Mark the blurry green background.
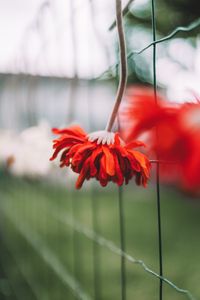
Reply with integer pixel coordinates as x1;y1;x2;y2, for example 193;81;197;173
0;173;200;299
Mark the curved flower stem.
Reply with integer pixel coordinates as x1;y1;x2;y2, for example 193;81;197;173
106;0;127;132
109;0;135;31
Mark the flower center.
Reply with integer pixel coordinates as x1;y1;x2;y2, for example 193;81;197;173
87;130;116;145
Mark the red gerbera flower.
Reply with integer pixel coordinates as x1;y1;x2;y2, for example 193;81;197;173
50;125;151;189
121;86;178;143
121;86;200;193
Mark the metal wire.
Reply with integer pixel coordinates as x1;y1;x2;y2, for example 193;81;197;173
51;206;196;300
87;79;102;300
151;0;163;299
1;240;41;300
69;2;80;297
46;200;196;300
91;189;102;300
2;4;200;300
118;186;126;300
128;17;200;57
72;197;82;298
117;114;126;300
98;17;200;80
0;191;196;300
2;205;92;300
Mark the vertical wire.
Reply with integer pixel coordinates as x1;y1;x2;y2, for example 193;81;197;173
88;0;105;294
151;0;163;299
72;197;81;297
108;3;127;298
118;186;126;300
69;0;81;297
112;2;128;294
87;81;102;300
118;114;126;300
91;188;102;300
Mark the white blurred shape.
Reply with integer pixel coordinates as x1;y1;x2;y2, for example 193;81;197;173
168;38;195;69
0;121;54;177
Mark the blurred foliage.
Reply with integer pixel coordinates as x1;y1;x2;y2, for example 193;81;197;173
108;0;200;85
127;0;200;34
0;172;200;299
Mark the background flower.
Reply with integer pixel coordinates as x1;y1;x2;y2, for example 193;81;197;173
121;86;200;193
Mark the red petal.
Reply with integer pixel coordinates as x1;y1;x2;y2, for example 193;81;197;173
126;140;146;149
98;155;109;183
52;125;86;138
113;153;124;186
75;157;91;189
102;146;115;176
72;143;96;166
90;147;102;176
132;150;150;176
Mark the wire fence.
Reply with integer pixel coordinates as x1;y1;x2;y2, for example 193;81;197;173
0;181;197;300
0;1;200;300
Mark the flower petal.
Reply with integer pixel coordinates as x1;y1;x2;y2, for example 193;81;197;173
102;146;115;176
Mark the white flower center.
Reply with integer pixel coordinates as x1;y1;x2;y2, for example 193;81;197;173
87;130;115;145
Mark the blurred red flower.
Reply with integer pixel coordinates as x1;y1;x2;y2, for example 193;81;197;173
121;86;200;192
177;103;200;190
50;125;151;189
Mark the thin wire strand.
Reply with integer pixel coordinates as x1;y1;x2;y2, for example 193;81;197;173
87;79;102;300
2;239;42;300
69;2;81;298
2;205;92;300
91;189;102;300
117;114;126;300
128;17;200;57
106;0;127;132
44;202;196;300
118;186;126;300
151;1;163;299
98;17;200;80
72;197;82;296
0;191;196;300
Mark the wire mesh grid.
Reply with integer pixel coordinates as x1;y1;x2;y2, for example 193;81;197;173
0;1;200;300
